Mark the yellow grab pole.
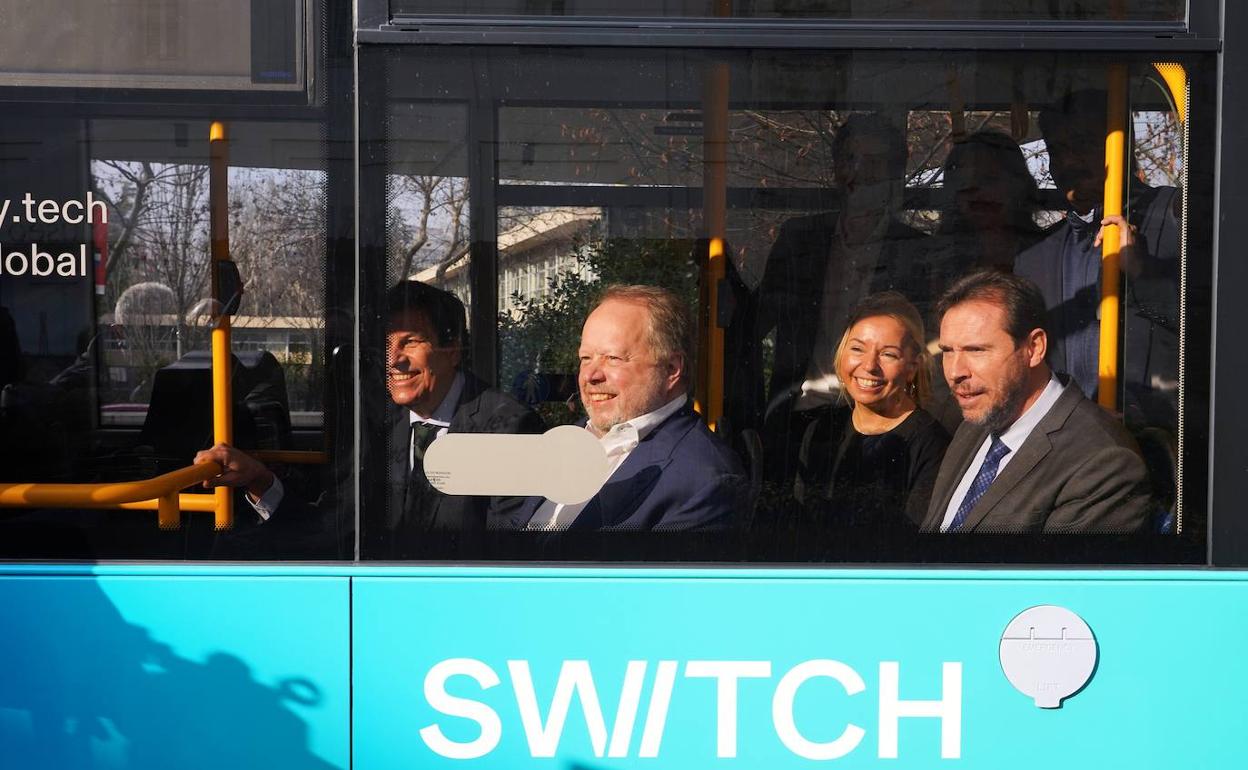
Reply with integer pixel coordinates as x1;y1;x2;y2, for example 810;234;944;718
1152;62;1188;125
210;121;234;529
1098;65;1128;410
699;62;729;431
0;463;222;508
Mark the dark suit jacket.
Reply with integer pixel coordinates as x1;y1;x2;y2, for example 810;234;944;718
921;378;1153;533
251;373;542;558
502;405;747;531
370;374;545;557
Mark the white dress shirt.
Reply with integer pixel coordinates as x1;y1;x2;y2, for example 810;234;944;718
525;393;688;530
248;372;465;519
939;375;1065;531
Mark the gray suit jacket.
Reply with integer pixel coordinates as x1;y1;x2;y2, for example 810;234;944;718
921;380;1153;533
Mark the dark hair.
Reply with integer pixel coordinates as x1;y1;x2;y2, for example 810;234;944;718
936;269;1049;343
1037;88;1108;140
385;280;468;349
940;130;1042;235
832;112;909;180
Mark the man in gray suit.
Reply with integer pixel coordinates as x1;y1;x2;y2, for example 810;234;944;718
922;270;1153;533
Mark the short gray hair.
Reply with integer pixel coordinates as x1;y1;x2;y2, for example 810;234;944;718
591;284;692;389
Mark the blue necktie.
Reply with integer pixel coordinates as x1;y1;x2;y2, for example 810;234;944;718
947;436;1011;532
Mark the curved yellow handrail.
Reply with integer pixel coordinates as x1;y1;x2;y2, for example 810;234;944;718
1153;62;1188;125
0;462;220;507
0;462;223;529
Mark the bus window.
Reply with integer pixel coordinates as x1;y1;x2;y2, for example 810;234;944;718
0;116;349;560
361;45;1210;563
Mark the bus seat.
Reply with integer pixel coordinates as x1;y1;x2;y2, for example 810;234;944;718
1132;426;1177;534
138;350;293;466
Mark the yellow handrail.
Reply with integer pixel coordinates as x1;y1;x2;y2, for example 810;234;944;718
1153;63;1188;125
210;120;234;530
1098;65;1129;411
699;61;729;432
0;462;223;530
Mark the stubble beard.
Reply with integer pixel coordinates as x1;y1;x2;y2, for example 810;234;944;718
972;369;1029;436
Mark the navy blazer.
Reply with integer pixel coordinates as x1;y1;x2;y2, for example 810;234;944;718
502;405;747;531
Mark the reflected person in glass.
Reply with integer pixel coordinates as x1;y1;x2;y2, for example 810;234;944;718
794;292;949;531
932;130;1047;285
1014;88;1181;433
734;112;935;487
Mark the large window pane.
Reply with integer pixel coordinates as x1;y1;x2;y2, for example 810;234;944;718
0;116;347;560
362;45;1210;563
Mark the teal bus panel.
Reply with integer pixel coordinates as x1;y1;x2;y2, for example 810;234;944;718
353;569;1248;769
0;571;350;770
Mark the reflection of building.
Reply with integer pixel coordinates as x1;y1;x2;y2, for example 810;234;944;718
415;207;601;316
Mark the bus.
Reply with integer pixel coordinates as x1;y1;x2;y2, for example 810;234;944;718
1;1;1245;768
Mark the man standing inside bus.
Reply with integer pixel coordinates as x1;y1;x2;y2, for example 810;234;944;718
503;284;746;530
1015;88;1180;433
196;280;544;556
923;270;1152;533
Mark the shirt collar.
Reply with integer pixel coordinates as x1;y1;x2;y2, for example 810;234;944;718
1066;207;1099;236
408;371;464;428
593;393;687;457
997;375;1064;452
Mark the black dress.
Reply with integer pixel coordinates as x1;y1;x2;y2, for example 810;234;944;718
795;405;950;530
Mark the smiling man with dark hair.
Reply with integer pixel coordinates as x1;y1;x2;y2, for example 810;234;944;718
196;280;543;557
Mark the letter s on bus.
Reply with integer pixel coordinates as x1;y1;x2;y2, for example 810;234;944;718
420;658;503;759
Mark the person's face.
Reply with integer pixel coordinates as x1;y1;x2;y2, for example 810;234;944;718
385;308;461;416
948;146;1013;231
838;134;900;213
836;314;918;417
578;298;681;437
1044;119;1106;214
939;300;1045;433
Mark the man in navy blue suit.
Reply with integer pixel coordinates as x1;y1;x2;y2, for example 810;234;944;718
502;284;747;531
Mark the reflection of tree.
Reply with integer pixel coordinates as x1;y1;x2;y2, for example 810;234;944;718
498;233;698;425
387;175;469;281
93;163;212;397
229;169;329;411
93;162;331;411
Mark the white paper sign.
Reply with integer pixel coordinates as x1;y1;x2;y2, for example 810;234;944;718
422;425;610;505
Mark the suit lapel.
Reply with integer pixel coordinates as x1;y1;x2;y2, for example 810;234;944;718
958;431;1051;532
960;384;1081;531
922;424;985;530
569;410;690;530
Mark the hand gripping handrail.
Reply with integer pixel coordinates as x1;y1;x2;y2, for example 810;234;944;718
0;461;223;530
